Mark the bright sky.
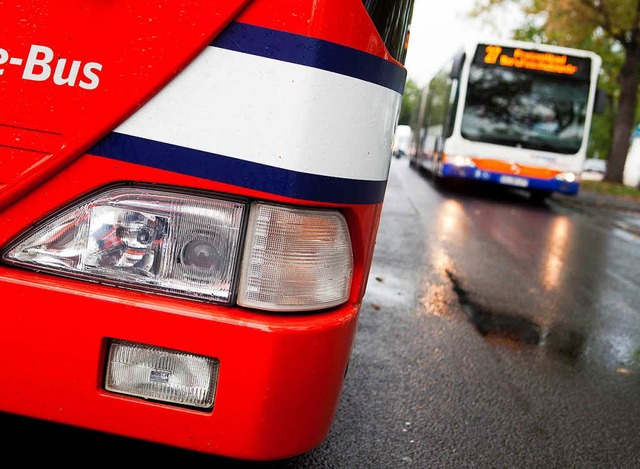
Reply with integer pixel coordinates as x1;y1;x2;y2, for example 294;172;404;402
404;1;524;87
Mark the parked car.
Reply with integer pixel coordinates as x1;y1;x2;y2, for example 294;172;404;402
582;158;607;181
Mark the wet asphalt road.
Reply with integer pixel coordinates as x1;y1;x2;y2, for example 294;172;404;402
4;157;640;467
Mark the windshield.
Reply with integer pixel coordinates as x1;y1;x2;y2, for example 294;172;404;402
461;65;590;154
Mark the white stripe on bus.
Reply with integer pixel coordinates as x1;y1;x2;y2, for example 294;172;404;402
114;45;402;182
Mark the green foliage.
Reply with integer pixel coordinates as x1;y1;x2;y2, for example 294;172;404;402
512;23;548;44
582;179;640;200
424;68;451;129
399;78;421;125
589;105;617;159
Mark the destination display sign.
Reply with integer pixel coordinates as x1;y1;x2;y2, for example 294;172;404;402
473;44;591;80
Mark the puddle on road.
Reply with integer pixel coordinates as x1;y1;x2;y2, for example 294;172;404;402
446;269;585;363
543;325;586;364
419;283;455;318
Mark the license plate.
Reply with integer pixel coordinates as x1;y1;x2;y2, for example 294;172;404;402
499;175;529;188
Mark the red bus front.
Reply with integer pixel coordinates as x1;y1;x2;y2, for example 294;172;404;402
0;0;411;460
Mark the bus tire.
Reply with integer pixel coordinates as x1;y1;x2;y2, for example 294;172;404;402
433;174;448;190
530;190;551;205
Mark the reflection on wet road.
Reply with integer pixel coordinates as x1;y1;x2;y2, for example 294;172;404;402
322;157;640;467
421;161;640;376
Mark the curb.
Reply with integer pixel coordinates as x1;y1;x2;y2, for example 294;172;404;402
551;191;640;214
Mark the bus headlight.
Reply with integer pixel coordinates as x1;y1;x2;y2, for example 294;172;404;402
3;186;246;304
448;155;476;168
4;188;354;312
555;172;577;183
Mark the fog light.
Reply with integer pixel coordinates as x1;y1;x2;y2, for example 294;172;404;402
105;340;219;409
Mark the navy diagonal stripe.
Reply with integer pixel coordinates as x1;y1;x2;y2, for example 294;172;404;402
89;133;387;205
212;22;406;94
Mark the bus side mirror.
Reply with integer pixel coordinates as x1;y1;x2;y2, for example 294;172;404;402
594;88;608;114
449;52;466;80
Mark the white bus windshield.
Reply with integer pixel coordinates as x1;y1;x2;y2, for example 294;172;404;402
461;65;590;154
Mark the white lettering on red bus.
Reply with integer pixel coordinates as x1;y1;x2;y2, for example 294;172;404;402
0;44;102;89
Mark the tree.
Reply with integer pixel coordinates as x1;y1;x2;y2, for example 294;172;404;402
473;0;640;183
399;78;421;125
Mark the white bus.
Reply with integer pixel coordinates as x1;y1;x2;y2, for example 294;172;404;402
409;40;604;201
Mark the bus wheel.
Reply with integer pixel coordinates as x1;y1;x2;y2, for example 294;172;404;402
530;190;551;205
433;174;450;190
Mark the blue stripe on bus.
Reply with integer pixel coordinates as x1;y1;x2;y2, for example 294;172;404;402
212;22;406;94
441;163;580;195
89;133;388;205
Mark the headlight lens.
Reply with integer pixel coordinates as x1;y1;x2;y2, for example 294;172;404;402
555;172;577;183
4;188;355;312
3;187;246;303
448;155;476;168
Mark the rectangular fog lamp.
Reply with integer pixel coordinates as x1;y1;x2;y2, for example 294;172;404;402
105;340;219;409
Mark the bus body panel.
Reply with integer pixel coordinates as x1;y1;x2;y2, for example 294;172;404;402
438;136;581;194
0;265;359;460
0;0;409;459
0;0;252;210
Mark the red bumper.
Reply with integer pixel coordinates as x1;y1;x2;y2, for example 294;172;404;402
0;265;358;460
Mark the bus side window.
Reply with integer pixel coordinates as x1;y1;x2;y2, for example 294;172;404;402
423;96;433;155
424;95;432;132
445;78;460;138
449;51;466;80
444;52;464;138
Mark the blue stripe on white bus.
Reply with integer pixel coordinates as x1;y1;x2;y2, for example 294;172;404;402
213;22;406;94
89;132;388;204
441;163;580;195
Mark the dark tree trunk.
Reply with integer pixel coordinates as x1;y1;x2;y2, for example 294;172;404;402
605;40;640;183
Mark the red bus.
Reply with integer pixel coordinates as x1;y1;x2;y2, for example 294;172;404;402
0;0;413;460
